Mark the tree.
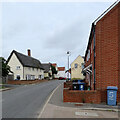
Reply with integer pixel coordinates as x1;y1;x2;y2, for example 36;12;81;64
50;64;58;79
0;57;11;77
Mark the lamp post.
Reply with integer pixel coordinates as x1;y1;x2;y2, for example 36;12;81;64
67;51;70;81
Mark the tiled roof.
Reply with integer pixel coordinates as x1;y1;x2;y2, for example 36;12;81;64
58;67;65;71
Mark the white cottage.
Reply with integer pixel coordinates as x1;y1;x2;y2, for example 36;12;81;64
57;67;66;78
7;50;44;80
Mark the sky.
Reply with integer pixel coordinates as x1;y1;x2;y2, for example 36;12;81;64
2;1;113;69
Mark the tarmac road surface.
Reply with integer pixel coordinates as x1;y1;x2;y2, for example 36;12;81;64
2;80;64;118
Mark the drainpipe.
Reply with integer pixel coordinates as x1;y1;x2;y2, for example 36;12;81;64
93;24;96;90
23;66;24;80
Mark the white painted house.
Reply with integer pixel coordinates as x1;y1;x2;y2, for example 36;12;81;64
57;67;66;78
42;63;52;80
7;50;44;80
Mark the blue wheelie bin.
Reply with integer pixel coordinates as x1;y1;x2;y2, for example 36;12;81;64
78;80;85;90
107;86;118;106
79;83;85;90
73;82;79;90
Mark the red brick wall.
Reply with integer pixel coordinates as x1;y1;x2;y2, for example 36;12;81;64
118;3;120;102
95;3;119;91
64;82;72;89
7;79;48;85
63;89;101;104
84;3;120;103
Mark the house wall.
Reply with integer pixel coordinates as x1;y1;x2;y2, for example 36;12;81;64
65;72;71;79
83;3;120;102
85;3;120;91
57;71;66;78
95;3;119;91
118;3;120;99
44;73;49;78
8;53;24;80
24;67;44;80
71;56;85;80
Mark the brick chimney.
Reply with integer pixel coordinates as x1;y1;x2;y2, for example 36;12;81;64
27;49;31;57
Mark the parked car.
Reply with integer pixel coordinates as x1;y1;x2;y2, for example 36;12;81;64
58;77;66;80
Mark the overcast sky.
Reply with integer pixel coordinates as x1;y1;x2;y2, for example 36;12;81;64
2;2;113;69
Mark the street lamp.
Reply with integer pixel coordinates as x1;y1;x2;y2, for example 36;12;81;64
67;51;70;81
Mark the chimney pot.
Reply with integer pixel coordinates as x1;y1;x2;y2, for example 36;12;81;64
28;49;31;56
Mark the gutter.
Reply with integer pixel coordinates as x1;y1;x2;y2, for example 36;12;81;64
94;0;119;25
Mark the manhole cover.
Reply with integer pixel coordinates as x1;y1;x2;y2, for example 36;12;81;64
75;112;98;116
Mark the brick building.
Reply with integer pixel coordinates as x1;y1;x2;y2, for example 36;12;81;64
83;1;120;102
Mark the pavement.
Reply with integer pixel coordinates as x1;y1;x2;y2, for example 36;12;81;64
0;84;21;92
39;83;119;118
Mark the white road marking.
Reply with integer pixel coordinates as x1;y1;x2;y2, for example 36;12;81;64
38;83;62;118
75;112;98;116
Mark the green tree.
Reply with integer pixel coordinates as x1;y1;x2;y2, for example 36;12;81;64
0;57;11;77
51;64;58;79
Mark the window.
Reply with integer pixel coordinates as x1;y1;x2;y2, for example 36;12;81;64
74;63;78;68
31;75;35;80
87;50;90;61
16;66;20;70
81;63;84;69
26;75;31;80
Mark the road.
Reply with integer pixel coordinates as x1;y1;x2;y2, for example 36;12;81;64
2;80;64;118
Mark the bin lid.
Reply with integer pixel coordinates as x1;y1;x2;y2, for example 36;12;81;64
107;86;118;90
78;82;85;85
78;80;84;82
73;82;78;84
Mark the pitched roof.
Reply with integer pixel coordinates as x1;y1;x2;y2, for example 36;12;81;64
7;50;44;69
71;55;84;65
42;63;51;73
84;1;120;61
58;67;65;71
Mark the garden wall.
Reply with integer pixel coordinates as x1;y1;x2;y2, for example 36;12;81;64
63;88;101;104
